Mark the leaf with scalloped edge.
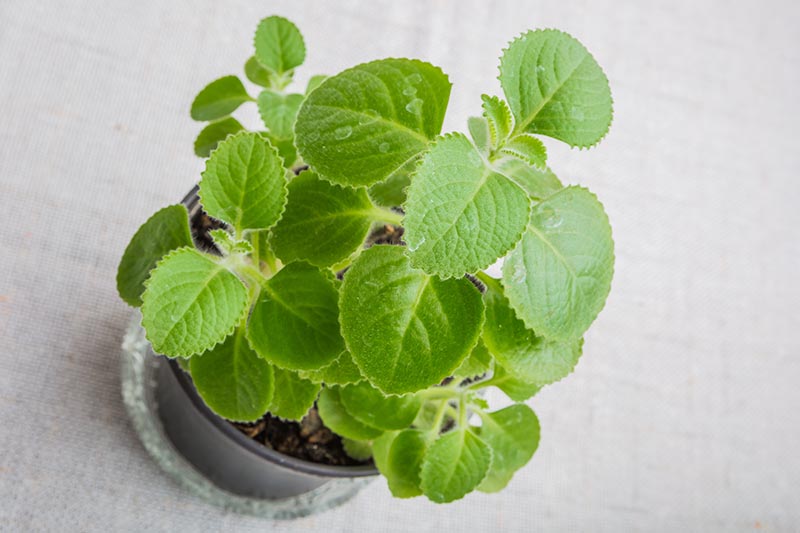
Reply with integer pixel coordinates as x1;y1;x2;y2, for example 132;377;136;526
495;157;562;201
270;171;375;267
377;429;431;498
491;365;542;401
419;428;492;503
499;29;613;148
245;56;271;87
476;404;540;493
189;326;274;422
257;90;304;140
140;247;248;357
191;76;253;122
454;340;493;379
498;134;547;168
317;386;383;440
482;274;583;384
340;245;484;394
306;75;328;95
467;116;491;156
339;381;422;431
268;367;320;421
117;205;194;307
247;261;343;371
299;350;364;386
502;186;614;340
194;117;245;158
295;58;451;187
403;133;530;277
481;95;513;147
199;131;287;234
260;132;297;169
254;16;305;75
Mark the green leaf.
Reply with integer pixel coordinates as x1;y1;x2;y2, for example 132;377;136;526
481;95;513;147
247;261;344;370
260;132;298;169
245;56;272;87
208;229;252;256
257;90;304;140
339;381;421;431
454;340;493;379
476;404;540;492
199;131;287;233
495;157;562;201
499;29;613;148
300;350;364;386
482;275;583;384
254;16;305;76
491;365;542;401
117;205;194;307
194;117;245;158
403;133;530;277
190;76;253;122
467;116;491;156
498;134;547;169
372;431;396;473
189;327;274;422
381;429;430;498
295;58;451;187
270;171;375;267
317;387;383;440
502;186;614;340
342;438;373;460
268;367;320;421
305;74;328;94
140;248;248;357
419;429;492;503
339;245;484;394
367;171;411;208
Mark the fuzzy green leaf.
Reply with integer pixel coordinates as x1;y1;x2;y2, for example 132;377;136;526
194;117;245;158
340;245;484;394
199;131;287;233
403;133;530;277
268;367;320;421
190;76;252;122
295;58;451;187
306;75;328;94
481;95;513;147
502;186;614;340
300;350;364;386
476;404;540;492
141;248;248;357
339;381;422;431
381;429;430;498
372;431;396;473
368;171;412;208
270;171;375;267
467;116;491;156
189;327;274;422
260;132;298;169
247;261;344;371
498;134;547;168
257;90;304;140
454;340;493;379
482;275;583;384
245;56;272;87
342;438;373;461
499;29;613;147
116;205;194;307
491;365;542;401
317;387;383;440
419;429;492;503
496;157;562;201
253;16;306;75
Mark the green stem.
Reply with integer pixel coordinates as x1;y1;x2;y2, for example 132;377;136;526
370;207;404;227
430;400;449;433
458;395;467;428
417;387;461;401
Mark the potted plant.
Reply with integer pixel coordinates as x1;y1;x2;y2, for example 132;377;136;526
117;14;614;514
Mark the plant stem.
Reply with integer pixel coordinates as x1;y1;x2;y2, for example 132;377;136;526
458;394;467;428
430;400;449;432
371;207;404;227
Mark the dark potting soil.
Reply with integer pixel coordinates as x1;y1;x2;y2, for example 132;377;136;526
187;205;402;467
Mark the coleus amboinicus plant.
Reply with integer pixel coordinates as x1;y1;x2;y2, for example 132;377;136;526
116;15;614;503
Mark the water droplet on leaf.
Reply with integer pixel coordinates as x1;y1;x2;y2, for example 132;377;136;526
539;206;562;229
569;106;585;122
334;126;353;140
359;109;379;125
378;142;390;153
407;236;425;252
405;98;423;115
402;86;417;97
407;73;423;84
511;263;526;283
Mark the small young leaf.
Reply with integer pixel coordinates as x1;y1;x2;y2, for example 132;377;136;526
482;275;583;384
268;367;320;421
253;16;306;75
403;133;530;277
300;350;364;386
317;386;383;440
199;131;287;233
189;327;274;422
190;76;253;122
419;429;492;503
245;56;272;87
382;429;431;498
295;58;451;187
476;404;540;493
498;134;547;169
340;245;484;394
454;340;493;379
116;205;194;307
141;248;248;357
260;132;298;169
502;186;614;340
339;381;422;431
467;116;491;156
492;365;542;402
342;438;373;461
257;90;304;140
495;157;562;201
305;74;328;94
481;95;513;147
208;229;252;256
367;171;412;208
499;29;613;147
270;171;375;267
247;261;344;371
372;431;397;473
194;117;245;158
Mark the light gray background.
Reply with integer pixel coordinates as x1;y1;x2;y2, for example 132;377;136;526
1;0;798;531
